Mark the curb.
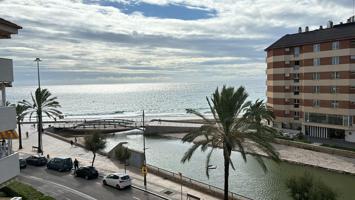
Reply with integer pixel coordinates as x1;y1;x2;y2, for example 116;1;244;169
131;185;172;200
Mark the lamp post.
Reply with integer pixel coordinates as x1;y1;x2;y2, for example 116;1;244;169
34;58;43;154
142;110;147;188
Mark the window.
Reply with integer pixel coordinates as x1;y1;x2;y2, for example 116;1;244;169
330;86;337;93
351;55;355;60
313;99;320;107
294;47;300;57
331;72;340;79
294;99;300;108
293;86;300;95
331;100;339;108
332;41;340;50
351;86;355;90
351;40;355;47
312;72;320;80
293;73;299;79
284;110;290;115
313;86;320;93
294;60;300;66
332;56;340;65
313;44;320;52
285;48;290;52
294;111;300;120
285;60;290;64
313;58;320;66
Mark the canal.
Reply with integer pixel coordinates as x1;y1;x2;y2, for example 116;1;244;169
105;130;355;200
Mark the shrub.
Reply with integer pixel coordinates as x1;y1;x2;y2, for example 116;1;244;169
286;172;337;200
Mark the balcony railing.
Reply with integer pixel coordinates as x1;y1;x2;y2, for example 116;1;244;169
0;106;16;132
0;58;14;83
0;153;19;185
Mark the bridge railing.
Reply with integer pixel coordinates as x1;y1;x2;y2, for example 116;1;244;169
146;164;252;200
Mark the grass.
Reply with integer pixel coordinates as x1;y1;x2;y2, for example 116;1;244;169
1;181;55;200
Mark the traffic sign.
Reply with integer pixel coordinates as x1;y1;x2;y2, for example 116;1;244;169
141;165;148;175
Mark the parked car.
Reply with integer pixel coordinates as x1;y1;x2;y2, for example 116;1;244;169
75;166;98;180
103;173;132;189
26;155;47;166
19;158;27;169
47;157;73;172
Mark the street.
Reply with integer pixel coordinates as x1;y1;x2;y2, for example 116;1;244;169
19;165;164;200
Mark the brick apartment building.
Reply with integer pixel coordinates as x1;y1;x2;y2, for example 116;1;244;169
266;16;355;142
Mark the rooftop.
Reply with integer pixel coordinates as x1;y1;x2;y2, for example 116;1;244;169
0;18;22;39
266;17;355;50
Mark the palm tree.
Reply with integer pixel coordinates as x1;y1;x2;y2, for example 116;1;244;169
15;103;30;149
181;86;280;200
20;88;62;153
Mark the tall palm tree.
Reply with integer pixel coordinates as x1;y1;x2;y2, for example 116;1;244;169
21;88;62;153
181;86;280;200
15;103;30;149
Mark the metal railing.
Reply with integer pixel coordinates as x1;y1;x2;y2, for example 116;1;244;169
146;164;252;200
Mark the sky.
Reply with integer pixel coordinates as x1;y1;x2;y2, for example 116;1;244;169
0;0;353;85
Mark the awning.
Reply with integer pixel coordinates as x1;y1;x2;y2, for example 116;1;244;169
0;130;18;139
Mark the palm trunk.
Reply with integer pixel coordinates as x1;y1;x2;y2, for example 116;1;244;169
92;152;96;167
223;147;230;200
37;111;43;154
18;122;23;149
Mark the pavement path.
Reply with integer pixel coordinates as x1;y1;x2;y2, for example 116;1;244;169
13;125;219;200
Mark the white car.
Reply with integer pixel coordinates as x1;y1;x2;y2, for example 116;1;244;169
103;173;132;189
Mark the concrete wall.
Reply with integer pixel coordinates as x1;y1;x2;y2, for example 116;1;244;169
108;144;144;168
145;125;199;135
0;58;14;82
275;138;355;159
345;131;355;143
0;106;16;132
0;153;19;185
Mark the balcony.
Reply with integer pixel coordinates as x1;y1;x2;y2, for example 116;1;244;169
0;58;14;83
0;106;16;132
0;153;19;185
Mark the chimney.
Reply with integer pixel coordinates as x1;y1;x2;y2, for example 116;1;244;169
319;25;323;29
327;20;333;28
305;26;309;32
298;27;302;33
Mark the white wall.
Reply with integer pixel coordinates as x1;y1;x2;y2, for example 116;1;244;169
345;131;355;143
0;58;13;83
0;106;16;132
0;153;19;185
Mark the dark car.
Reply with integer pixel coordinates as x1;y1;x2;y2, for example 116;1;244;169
26;155;47;166
19;158;27;169
75;166;98;180
47;157;73;172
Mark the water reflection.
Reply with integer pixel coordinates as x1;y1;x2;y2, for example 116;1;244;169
105;130;355;200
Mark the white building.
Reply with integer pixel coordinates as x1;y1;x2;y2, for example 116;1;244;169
0;18;22;187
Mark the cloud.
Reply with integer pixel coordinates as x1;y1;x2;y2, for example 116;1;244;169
0;0;352;85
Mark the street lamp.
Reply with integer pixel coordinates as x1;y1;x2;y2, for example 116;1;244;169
34;58;43;154
142;110;147;188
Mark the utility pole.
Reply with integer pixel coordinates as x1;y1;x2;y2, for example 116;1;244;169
142;110;147;188
34;58;43;154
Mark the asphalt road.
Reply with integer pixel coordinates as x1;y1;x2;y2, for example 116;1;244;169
19;165;163;200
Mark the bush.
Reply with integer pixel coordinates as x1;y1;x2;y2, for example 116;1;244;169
286;172;337;200
1;181;55;200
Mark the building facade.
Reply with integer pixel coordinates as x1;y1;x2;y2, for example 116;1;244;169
0;18;22;186
266;17;355;142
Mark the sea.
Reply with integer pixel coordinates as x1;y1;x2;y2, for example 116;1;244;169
6;79;266;120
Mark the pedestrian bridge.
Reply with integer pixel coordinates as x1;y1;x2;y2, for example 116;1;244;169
21;118;142;130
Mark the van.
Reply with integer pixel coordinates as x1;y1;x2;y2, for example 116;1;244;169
47;157;73;172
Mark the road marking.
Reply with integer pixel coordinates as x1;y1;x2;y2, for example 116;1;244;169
20;175;98;200
133;197;140;200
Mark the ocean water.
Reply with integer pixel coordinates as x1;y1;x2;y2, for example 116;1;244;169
7;79;265;120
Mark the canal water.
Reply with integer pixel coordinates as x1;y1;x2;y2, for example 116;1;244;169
104;130;355;200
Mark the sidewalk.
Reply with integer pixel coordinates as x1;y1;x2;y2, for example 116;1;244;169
12;125;219;200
